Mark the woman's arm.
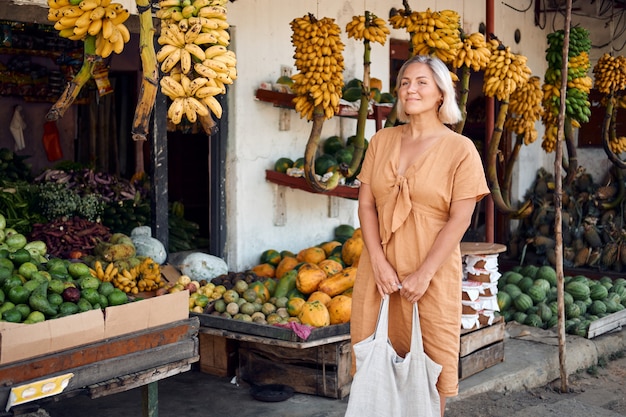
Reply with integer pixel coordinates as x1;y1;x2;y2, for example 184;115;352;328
358;183;402;297
400;197;477;303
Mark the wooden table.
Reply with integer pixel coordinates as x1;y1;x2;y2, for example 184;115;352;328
0;317;200;416
461;242;507;256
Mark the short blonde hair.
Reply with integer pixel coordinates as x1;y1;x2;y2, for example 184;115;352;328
395;55;462;125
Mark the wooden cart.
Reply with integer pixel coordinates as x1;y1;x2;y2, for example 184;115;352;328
0;317;200;416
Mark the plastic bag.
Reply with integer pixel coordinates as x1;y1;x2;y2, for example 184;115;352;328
42;121;63;161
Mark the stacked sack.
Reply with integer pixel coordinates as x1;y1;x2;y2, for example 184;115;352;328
461;253;502;329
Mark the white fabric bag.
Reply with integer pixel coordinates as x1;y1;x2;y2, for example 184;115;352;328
345;296;442;417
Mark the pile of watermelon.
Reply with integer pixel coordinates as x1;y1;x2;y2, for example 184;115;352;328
497;264;626;337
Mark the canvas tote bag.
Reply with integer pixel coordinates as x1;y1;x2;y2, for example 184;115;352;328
345;296;442;417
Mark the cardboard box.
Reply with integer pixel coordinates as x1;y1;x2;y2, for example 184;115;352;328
103;290;189;338
0;285;189;365
0;309;104;365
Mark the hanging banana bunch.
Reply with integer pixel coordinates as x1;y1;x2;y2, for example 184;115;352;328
483;35;534;219
386;5;461;128
46;0;131;121
452;31;491;132
593;53;626;165
505;75;544;146
156;0;236;131
290;13;345;121
290;13;345;192
541;27;592;154
343;11;389;180
405;8;462;68
48;0;131;58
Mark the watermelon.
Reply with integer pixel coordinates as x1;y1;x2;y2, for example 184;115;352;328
589;300;606;315
514;293;533;312
513;311;528;324
527;285;547;304
503;284;523;300
536;302;552;322
565;281;590;301
518;277;535;292
525;313;543;327
589;283;608;300
566;302;581;319
497;291;512;311
536;265;557;287
533;278;551;293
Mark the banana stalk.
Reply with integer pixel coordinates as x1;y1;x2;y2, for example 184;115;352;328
486;98;533;218
455;65;471;133
384;0;415;129
563;117;578;185
46;36;97;121
131;0;159;142
601;94;626;169
342;12;371;179
303;105;341;192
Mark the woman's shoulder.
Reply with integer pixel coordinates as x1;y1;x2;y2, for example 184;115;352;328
369;125;403;146
442;130;480;153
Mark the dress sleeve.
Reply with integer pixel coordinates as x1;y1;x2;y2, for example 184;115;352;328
451;138;491;202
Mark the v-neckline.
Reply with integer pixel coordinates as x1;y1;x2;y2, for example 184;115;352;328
395;130;446;176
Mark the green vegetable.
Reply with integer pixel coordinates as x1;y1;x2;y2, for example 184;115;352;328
28;281;58;317
274;270;297;298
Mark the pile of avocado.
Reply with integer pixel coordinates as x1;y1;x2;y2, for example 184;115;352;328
0;212;130;324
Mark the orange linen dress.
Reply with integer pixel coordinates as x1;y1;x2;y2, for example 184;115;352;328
350;126;490;397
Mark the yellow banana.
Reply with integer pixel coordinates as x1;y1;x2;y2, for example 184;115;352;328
87;18;102;36
188;78;207;96
194;85;223;98
180;48;192;74
204;44;227;59
116;23;130;43
109;8;129;25
203;95;222;118
102;17;114;38
184;22;203;44
194;62;217;78
79;0;100;11
168;23;186;46
90;6;105;20
100;37;114;57
161;47;182;73
197;5;227;19
183;98;198;123
193;32;217;45
186;96;210;116
62;5;84;17
168;97;185;124
111;35;124;54
212;53;236;67
184;43;206;61
202;58;228;74
160;75;185;97
74;9;93;28
156;44;180;62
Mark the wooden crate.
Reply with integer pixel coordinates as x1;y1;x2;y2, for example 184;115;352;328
238;340;352;399
458;318;505;380
198;332;238;377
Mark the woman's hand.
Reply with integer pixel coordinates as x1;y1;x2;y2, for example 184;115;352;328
371;258;402;298
399;272;432;304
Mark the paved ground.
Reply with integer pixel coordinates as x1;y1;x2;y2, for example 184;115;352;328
16;322;626;417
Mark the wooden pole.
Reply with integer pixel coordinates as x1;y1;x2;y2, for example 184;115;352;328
555;0;573;394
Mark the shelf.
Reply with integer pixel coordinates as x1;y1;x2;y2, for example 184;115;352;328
255;89;393;130
265;169;359;200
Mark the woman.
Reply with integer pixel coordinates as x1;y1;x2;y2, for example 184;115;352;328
350;55;490;416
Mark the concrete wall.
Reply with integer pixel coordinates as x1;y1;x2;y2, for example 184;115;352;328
2;0;622;270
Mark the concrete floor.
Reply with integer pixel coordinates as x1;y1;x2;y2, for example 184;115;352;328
14;322;626;417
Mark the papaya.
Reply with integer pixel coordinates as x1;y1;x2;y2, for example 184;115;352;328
274;270;297;298
307;291;332;307
327;295;352;324
317;259;343;277
296;263;326;295
251;263;276;278
318;267;357;297
323;136;345;155
342;86;362;102
314;154;338;176
341;237;364;266
275;256;299;279
297;247;326;264
298;300;330;327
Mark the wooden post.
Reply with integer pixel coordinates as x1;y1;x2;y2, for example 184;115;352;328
555;0;573;394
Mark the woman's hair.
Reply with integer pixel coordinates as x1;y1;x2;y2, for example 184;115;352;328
395;55;462;125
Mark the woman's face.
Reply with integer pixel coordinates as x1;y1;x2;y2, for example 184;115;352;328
397;62;443;118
